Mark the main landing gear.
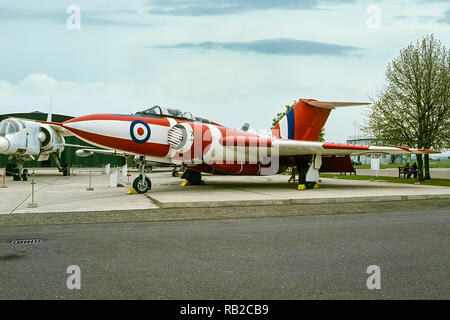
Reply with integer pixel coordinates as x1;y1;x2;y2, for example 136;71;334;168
51;153;70;176
295;155;321;190
132;156;152;193
181;168;203;185
7;162;29;181
171;165;179;177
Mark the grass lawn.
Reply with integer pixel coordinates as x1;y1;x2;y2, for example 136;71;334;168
319;173;450;187
354;160;450;169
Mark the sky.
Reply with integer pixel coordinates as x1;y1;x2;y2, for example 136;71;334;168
0;0;449;143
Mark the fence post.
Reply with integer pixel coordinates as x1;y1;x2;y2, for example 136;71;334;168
0;169;7;188
27;170;38;208
86;171;94;191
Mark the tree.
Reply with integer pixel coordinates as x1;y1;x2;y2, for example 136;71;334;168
272;102;296;128
272;101;325;141
318;127;325;142
364;34;450;181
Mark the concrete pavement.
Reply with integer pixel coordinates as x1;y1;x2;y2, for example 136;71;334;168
1;169;449;217
0;168;158;215
146;174;450;208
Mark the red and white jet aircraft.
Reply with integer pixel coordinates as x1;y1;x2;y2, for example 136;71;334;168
48;99;436;193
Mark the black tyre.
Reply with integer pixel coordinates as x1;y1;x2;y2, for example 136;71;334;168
62;166;70;176
6;163;16;176
186;170;202;185
305;182;316;189
172;170;178;177
21;169;28;181
133;175;151;193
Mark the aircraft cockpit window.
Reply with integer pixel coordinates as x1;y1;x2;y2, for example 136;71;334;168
166;108;183;117
0;122;17;136
0;122;7;136
140;106;162;115
195;117;209;123
136;105;210;123
183;112;194;120
7;123;16;134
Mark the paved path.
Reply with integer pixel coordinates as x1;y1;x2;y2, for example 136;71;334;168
0;169;157;215
0;208;448;299
1;170;449;214
356;168;450;179
146;174;450;208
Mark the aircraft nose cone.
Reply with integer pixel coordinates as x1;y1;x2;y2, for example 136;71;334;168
0;136;10;153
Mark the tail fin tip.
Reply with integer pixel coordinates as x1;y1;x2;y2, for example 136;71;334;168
304;101;370;109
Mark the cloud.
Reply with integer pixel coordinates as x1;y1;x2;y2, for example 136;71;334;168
153;38;362;57
438;9;450;24
0;7;151;27
146;0;355;16
0;74;140;116
395;9;450;25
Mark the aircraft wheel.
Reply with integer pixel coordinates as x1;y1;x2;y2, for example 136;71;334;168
13;172;21;181
62;166;70;176
133;175;151;194
21;169;28;181
172;170;178;177
299;182;317;190
6;163;16;176
186;170;202;185
306;182;317;189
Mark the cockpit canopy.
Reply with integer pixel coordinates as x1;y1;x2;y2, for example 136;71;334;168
0;119;20;136
135;105;211;123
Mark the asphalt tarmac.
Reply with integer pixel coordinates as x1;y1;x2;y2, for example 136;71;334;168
0;205;449;300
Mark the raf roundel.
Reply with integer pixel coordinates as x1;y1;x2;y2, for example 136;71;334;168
130;120;151;144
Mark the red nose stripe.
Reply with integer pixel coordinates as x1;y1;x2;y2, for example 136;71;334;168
66;127;170;157
64;114;171;127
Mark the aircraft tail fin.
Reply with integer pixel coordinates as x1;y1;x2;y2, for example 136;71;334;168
271;99;369;141
47;97;53;122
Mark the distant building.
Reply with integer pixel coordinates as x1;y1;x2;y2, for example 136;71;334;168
346;135;413;165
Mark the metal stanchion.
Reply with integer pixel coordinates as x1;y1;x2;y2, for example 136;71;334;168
415;168;420;184
27;170;38;208
0;168;7;188
86;171;94;191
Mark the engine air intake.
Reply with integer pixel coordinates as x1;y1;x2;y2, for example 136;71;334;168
168;124;186;150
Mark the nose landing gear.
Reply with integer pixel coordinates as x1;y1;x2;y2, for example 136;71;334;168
133;175;151;193
9;161;28;181
132;156;151;193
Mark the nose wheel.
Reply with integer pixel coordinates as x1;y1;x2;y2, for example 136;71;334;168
132;175;151;193
132;156;151;193
10;161;28;181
